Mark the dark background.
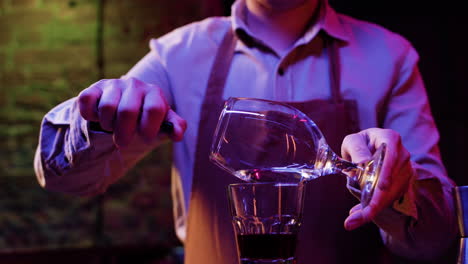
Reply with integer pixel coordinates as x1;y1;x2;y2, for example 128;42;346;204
327;0;468;186
0;0;466;263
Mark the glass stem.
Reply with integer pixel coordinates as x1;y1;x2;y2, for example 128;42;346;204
315;146;364;184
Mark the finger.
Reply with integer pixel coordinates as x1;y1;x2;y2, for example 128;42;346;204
345;197;383;231
97;80;122;131
354;158;392;223
344;207;366;231
341;132;372;163
166;109;187;142
376;143;395;191
344;211;362;231
371;131;402;192
363;191;385;219
357;131;408;220
372;149;411;205
349;203;362;215
113;83;144;148
139;89;169;142
78;81;103;122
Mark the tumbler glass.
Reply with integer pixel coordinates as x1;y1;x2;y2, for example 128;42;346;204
228;182;305;264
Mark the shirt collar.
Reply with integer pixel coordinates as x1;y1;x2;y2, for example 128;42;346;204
230;0;350;49
320;1;351;42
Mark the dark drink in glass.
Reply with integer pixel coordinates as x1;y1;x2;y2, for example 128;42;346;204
228;183;305;264
237;233;297;263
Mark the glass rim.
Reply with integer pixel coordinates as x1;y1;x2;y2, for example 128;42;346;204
228;182;300;188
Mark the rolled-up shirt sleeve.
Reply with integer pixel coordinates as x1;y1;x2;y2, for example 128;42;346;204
375;163;457;261
34;97;158;196
35;98;113;196
358;44;457;260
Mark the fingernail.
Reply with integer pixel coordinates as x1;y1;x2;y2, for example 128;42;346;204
345;214;363;231
349;204;362;215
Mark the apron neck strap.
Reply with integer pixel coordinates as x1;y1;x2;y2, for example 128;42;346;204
204;28;237;103
325;36;343;104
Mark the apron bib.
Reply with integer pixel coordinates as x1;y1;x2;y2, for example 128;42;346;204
184;28;389;264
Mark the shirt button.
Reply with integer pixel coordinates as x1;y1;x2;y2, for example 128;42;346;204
278;68;285;76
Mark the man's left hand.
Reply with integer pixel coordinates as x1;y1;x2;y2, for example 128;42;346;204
340;128;414;230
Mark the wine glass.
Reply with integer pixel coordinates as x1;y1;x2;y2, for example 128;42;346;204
210;97;386;206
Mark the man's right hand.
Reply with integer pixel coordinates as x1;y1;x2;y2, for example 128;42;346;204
78;77;187;148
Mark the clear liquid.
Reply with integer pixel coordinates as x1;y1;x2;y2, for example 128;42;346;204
235;166;320;184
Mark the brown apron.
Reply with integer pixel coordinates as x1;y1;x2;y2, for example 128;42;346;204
184;29;389;264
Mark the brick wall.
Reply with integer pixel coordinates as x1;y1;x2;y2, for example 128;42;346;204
0;0;222;252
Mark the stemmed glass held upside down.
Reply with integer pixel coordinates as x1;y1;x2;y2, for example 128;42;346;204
210;97;386;206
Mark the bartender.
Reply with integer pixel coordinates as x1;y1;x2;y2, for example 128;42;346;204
34;0;457;262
